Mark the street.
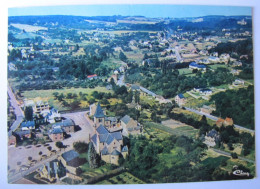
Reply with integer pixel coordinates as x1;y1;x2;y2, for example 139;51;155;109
8;85;24;136
184;107;255;133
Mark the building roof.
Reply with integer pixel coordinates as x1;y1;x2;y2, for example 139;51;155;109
21;121;35;128
50;127;64;134
105;117;117;122
111;132;123;141
177;93;185;99
121;115;131;124
101;146;109;155
189;62;206;69
94;103;105;118
62;119;75;127
91;134;97;146
15;130;31;137
96;125;109;135
61;150;79;162
87;74;97;78
207;129;219;138
111;149;121;156
122;145;128;152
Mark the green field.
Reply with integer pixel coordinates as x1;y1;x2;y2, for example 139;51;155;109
208;64;228;70
22;87;110;99
96;172;145;185
144;122;198;139
178;68;193;75
21;86;112;110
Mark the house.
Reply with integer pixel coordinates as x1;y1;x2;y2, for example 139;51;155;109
230;69;241;76
224;117;234;126
87;74;98;80
49;126;64;142
38;159;66;182
120;115;141;136
232;61;243;67
21;121;35;131
199;88;212;95
216;117;234;127
200;105;215;114
175;94;186;106
216;118;225;127
15;130;32;140
104;117;122;132
60;150;85;176
208;56;220;63
220;53;230;64
47;108;61;123
204;129;221;147
53;119;75;133
189;62;206;71
34;101;50;115
108;74;118;84
233;79;245;86
8;134;17;146
91;125;128;165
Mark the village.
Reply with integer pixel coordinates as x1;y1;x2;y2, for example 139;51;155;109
7;14;255;184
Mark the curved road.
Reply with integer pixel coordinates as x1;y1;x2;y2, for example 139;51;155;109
8;85;24;136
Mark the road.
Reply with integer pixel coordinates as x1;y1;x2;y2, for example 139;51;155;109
117;74;126;86
212;148;255;164
8;85;24;136
8;111;95;183
184;107;255;134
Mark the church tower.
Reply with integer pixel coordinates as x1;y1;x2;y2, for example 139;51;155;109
94;103;105;127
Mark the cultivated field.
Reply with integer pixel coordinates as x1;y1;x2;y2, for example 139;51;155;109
10;23;48;32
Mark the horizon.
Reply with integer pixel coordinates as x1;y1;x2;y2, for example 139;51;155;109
8;4;252;18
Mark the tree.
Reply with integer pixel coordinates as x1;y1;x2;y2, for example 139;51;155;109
73;141;89;154
25;106;33;121
119;51;127;62
56;141;64;151
231;152;238;159
88;142;99;168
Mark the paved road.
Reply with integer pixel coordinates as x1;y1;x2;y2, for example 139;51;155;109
8;111;95;183
117;74;125;86
212;148;255;164
184;107;255;133
8;85;24;136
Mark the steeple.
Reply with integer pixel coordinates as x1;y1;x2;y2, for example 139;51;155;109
94;103;105;118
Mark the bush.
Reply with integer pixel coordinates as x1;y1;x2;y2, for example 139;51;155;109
231;152;238;159
73;141;89;154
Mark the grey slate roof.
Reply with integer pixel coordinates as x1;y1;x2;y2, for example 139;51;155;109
21;121;35;128
121;115;131;124
62;119;75;127
61;150;79;162
91;134;97;145
96;125;109;135
111;132;123;141
101;146;109;155
105;117;117;122
122;145;128;152
94;103;105;118
111;149;121;156
50;127;64;134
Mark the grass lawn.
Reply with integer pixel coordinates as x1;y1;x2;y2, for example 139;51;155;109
21;86;112;110
96;172;145;184
101;57;123;71
208;64;228;70
178;68;193;75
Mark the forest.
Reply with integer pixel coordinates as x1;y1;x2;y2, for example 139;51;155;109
210;85;254;129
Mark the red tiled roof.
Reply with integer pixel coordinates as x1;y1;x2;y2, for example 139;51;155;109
87;74;97;78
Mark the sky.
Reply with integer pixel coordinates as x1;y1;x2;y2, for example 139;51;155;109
8;4;252;18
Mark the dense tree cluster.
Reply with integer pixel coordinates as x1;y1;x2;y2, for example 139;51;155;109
210;85;254;129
